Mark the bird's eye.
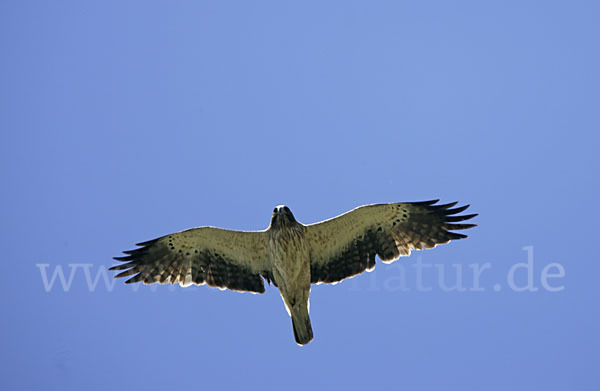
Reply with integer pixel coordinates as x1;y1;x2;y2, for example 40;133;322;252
273;208;278;213
283;206;290;213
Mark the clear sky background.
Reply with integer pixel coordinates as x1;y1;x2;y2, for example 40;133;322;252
1;1;599;390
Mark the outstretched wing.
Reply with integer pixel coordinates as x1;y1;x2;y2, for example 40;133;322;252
306;200;477;284
110;227;272;293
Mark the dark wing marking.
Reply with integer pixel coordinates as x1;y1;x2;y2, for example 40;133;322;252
110;227;272;293
306;200;477;284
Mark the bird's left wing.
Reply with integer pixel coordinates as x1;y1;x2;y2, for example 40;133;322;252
110;227;272;293
305;200;477;285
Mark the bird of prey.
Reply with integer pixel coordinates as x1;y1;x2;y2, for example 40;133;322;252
111;200;476;345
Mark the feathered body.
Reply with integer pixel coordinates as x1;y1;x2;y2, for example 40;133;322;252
111;200;477;345
267;206;313;344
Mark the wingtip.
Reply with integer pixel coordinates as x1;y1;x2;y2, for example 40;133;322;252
449;232;468;240
135;238;160;247
445;204;470;215
433;201;459;210
446;213;478;222
412;199;440;206
446;223;477;230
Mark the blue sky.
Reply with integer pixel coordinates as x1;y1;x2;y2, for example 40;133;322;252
1;1;598;390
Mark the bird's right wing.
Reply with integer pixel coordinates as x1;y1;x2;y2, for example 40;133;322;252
305;200;477;284
111;227;273;293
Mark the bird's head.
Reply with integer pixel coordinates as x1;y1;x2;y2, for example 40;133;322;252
270;205;297;228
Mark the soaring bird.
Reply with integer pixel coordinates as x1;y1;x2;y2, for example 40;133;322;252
111;200;477;345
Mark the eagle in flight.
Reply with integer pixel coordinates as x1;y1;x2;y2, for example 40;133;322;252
111;200;476;345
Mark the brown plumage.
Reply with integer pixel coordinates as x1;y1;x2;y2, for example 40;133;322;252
111;200;477;345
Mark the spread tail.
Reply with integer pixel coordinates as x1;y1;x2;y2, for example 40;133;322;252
291;305;313;345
